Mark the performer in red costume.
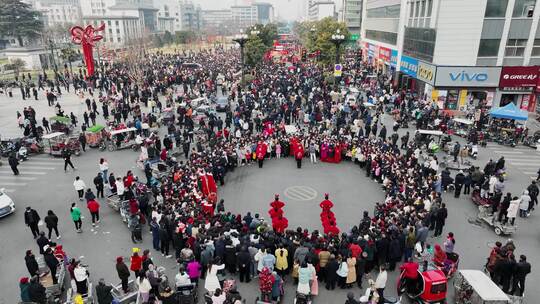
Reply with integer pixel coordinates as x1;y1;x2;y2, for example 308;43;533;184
270;194;285;209
256;141;267;168
199;169;217;197
272;215;288;234
319;193;334;211
295;144;304;169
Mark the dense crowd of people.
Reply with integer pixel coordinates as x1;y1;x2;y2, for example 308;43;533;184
12;46;535;304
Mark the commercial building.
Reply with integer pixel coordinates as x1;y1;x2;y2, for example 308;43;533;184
308;1;336;21
153;0;181;32
33;0;82;27
231;5;259;29
360;0;540;113
342;0;363;35
254;2;275;25
180;1;202;32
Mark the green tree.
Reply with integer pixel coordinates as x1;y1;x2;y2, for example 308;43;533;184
248;23;278;48
6;58;26;77
60;47;79;74
153;34;163;47
244;36;267;67
0;0;43;46
294;18;350;65
163;30;173;45
174;31;195;44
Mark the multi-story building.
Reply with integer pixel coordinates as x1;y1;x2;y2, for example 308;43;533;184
33;0;82;27
153;0;180;32
254;2;275;25
308;1;336;21
202;10;234;34
361;0;540;113
231;5;259;29
180;1;202;32
80;0;159;47
342;0;362;35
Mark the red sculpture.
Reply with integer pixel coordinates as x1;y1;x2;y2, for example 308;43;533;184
70;24;105;76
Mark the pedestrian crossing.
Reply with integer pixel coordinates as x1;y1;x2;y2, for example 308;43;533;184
485;144;540;179
0;155;62;193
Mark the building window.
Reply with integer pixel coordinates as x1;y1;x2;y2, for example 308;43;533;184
420;0;426;16
513;0;535;17
426;0;432;16
117;37;121;42
108;28;112;34
505;39;527;56
485;0;508;17
107;20;111;26
367;4;400;18
403;27;436;62
115;20;119;26
532;39;540;56
365;30;398;45
415;1;420;17
478;39;500;57
116;29;120;34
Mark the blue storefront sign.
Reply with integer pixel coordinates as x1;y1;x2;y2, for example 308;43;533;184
390;50;398;68
400;55;418;78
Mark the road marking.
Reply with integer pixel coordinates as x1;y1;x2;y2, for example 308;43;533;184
504;157;540;161
0;170;47;175
0;176;36;180
492;151;524;154
3;189;15;193
508;162;537;166
284;186;318;201
523;171;538;174
17;166;56;170
24;161;62;165
0;182;28;186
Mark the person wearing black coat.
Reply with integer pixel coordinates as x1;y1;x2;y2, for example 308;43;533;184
388;237;401;271
375;235;389;267
28;277;46;303
93;173;104;198
498;193;512;223
224;240;237;274
434;203;448;237
237;246;251;283
454;170;465;198
25;250;39;277
24;207;41;238
36;232;49;254
95;279;113;304
116;257;130;293
8;153;19;175
510;255;531;296
325;255;339;290
498;254;517;293
44;210;60;239
44;248;59;284
159;223;171;257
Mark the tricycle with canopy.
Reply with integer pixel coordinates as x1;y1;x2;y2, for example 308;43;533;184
107;127;139;151
49;115;73;134
84;124;108;150
398;267;447;304
42;132;81;157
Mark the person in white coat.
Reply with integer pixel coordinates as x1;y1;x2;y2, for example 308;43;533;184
204;262;225;294
519;190;531;218
374;264;387;304
506;196;520;226
136;272;152;304
73;176;86;201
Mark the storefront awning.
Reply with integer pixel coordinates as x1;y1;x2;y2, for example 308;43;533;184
489;102;528;121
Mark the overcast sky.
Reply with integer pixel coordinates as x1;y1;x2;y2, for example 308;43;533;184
194;0;341;21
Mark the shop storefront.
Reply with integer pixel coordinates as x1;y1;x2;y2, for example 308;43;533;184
497;66;539;113
433;66;501;111
362;42;398;76
397;55;436;101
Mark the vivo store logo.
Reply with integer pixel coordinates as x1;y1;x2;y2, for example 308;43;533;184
449;71;488;82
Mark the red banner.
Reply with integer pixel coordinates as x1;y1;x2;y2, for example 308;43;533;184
378;46;391;63
499;66;539;89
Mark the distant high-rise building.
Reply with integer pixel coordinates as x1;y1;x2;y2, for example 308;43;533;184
342;0;362;35
33;0;82;27
308;1;336;21
180;1;202;32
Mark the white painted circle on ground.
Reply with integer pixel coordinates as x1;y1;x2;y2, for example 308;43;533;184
284;186;318;201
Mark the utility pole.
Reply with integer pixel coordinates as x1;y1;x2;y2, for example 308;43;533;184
232;33;248;89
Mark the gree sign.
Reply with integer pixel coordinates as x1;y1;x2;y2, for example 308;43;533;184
435;66;501;87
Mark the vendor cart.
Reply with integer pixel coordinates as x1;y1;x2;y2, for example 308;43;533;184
50;116;73;134
85;124;108;150
450;118;474;137
477;205;517;236
37;256;66;301
111;280;138;304
454;269;520;304
42;132;81;157
107;127;139;151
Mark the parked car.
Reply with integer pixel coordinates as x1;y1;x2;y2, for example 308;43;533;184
0;188;15;218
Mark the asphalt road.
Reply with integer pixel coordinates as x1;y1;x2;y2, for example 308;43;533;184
0;89;539;304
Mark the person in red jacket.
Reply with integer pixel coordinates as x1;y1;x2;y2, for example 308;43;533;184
256;140;267;168
86;199;100;226
130;249;142;277
295;144;304;169
399;258;419;294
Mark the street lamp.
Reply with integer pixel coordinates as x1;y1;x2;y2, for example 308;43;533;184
48;38;58;76
233;32;248;89
330;29;346;65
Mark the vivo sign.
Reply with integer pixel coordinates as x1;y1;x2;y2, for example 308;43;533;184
449;71;489;82
435;66;501;87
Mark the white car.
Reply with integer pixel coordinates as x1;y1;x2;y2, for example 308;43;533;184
0;188;15;218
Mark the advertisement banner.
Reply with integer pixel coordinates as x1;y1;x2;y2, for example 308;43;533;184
378;47;391;63
520;94;530;110
417;61;437;86
367;43;378;58
435;66;501;87
499;66;539;89
391;49;398;67
400;55;419;78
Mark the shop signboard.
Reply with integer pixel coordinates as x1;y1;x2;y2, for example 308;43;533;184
435;66;501;87
368;43;378;58
390;50;398;67
378;47;391;63
400;55;418;78
417;61;436;86
499;66;539;90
